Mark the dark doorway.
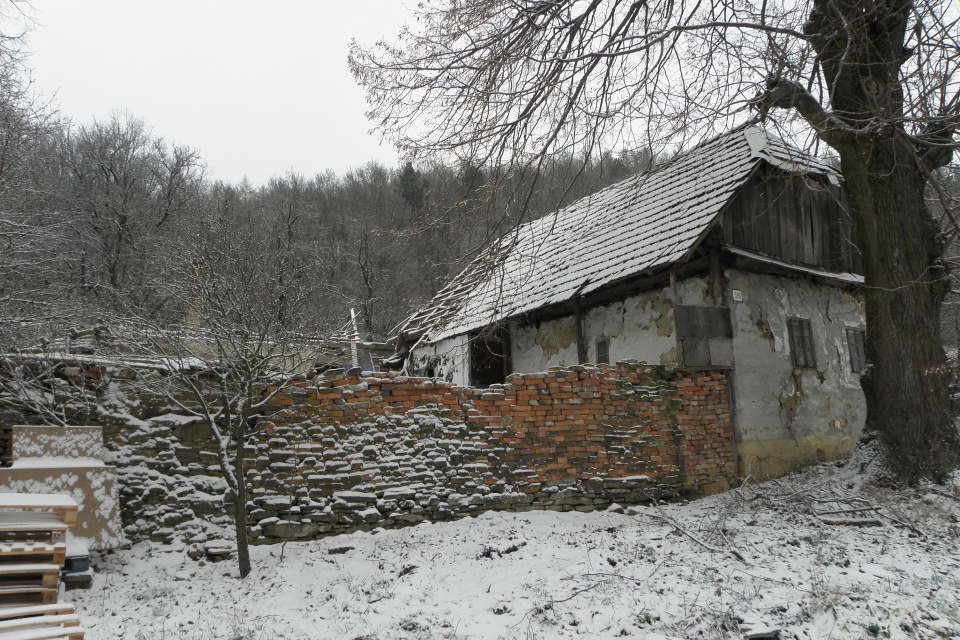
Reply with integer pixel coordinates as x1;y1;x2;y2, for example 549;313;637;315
469;325;511;387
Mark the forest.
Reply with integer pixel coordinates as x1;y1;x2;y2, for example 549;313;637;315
0;105;653;348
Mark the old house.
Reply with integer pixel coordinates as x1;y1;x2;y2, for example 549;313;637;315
393;125;866;478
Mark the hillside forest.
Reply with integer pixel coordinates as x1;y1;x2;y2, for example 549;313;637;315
0;106;653;349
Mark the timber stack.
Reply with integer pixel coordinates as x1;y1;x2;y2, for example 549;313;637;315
0;494;85;640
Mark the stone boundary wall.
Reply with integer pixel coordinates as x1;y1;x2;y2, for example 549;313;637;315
247;363;734;543
1;360;735;547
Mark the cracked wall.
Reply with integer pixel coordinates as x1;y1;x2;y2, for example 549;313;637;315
512;286;679;373
725;270;865;478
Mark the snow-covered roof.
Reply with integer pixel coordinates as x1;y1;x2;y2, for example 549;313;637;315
402;125;839;344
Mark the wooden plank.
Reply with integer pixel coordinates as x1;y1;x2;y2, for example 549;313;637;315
682;338;711;367
0;605;75;621
0;615;79;632
0;515;68;546
0;565;61;577
0;588;58;608
0;573;60;596
0;545;65;569
0;498;77;529
676;306;732;338
0;625;85;640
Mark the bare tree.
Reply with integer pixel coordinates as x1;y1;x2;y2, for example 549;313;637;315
118;194;328;578
50;113;204;304
351;0;960;481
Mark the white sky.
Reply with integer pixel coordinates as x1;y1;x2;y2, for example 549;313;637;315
18;1;413;186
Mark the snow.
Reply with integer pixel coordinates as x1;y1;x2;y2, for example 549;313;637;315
63;454;960;639
0;494;78;509
9;457;105;469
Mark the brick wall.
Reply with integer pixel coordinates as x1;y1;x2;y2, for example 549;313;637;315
1;360;736;546
247;362;734;543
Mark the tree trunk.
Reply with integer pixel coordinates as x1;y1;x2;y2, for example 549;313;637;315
842;142;960;481
234;411;251;578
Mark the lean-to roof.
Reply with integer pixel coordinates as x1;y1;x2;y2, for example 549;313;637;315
401;125;839;344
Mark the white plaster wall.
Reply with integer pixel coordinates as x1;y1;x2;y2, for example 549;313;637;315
726;268;866;473
411;334;470;386
511;286;679;373
512;315;580;373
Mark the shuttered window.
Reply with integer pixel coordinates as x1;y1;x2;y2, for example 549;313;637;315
846;327;866;373
787;318;816;369
676;305;734;369
596;339;609;365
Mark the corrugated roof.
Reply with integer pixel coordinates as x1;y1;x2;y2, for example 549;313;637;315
402;125;839;344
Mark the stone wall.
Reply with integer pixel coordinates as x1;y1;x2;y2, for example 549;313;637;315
2;360;736;547
246;362;734;543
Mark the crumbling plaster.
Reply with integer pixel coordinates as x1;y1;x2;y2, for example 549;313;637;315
412;334;470;387
512;287;679;373
410;267;864;481
724;269;865;477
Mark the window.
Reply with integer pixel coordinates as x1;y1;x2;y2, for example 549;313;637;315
787;318;816;369
675;304;734;368
596;338;609;364
469;326;511;387
846;327;866;373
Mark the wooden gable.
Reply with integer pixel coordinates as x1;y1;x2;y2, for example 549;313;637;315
720;164;862;274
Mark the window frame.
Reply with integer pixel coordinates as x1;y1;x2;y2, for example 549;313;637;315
787;317;817;369
846;327;866;373
595;338;609;365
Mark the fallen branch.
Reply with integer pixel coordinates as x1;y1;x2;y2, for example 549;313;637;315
510;581;602;629
818;517;883;526
816;507;880;516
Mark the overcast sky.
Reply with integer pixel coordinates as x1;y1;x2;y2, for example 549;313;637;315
18;1;414;186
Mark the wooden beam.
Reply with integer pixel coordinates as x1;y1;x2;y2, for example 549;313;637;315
573;295;587;365
710;249;722;304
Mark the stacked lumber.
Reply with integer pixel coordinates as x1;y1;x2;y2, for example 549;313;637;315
0;496;85;640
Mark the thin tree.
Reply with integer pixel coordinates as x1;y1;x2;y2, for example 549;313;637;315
350;0;960;481
120;195;327;578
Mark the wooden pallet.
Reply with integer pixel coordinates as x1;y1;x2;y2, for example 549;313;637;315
0;565;62;609
0;497;77;528
0;605;76;621
0;545;65;568
0;591;58;609
0;623;85;640
0;613;81;631
0;565;61;590
0;605;82;640
0;515;68;546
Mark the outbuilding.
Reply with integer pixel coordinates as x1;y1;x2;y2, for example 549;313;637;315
394;125;866;478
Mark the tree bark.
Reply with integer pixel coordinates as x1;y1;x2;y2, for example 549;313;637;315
778;0;960;482
234;406;251;578
841;140;959;481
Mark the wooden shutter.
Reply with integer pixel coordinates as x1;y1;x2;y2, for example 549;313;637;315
676;305;733;338
676;305;734;369
846;328;866;373
788;318;816;368
596;339;609;364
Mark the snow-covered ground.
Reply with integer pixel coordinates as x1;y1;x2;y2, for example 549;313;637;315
67;450;960;639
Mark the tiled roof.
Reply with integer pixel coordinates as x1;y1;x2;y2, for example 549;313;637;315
401;125;839;344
